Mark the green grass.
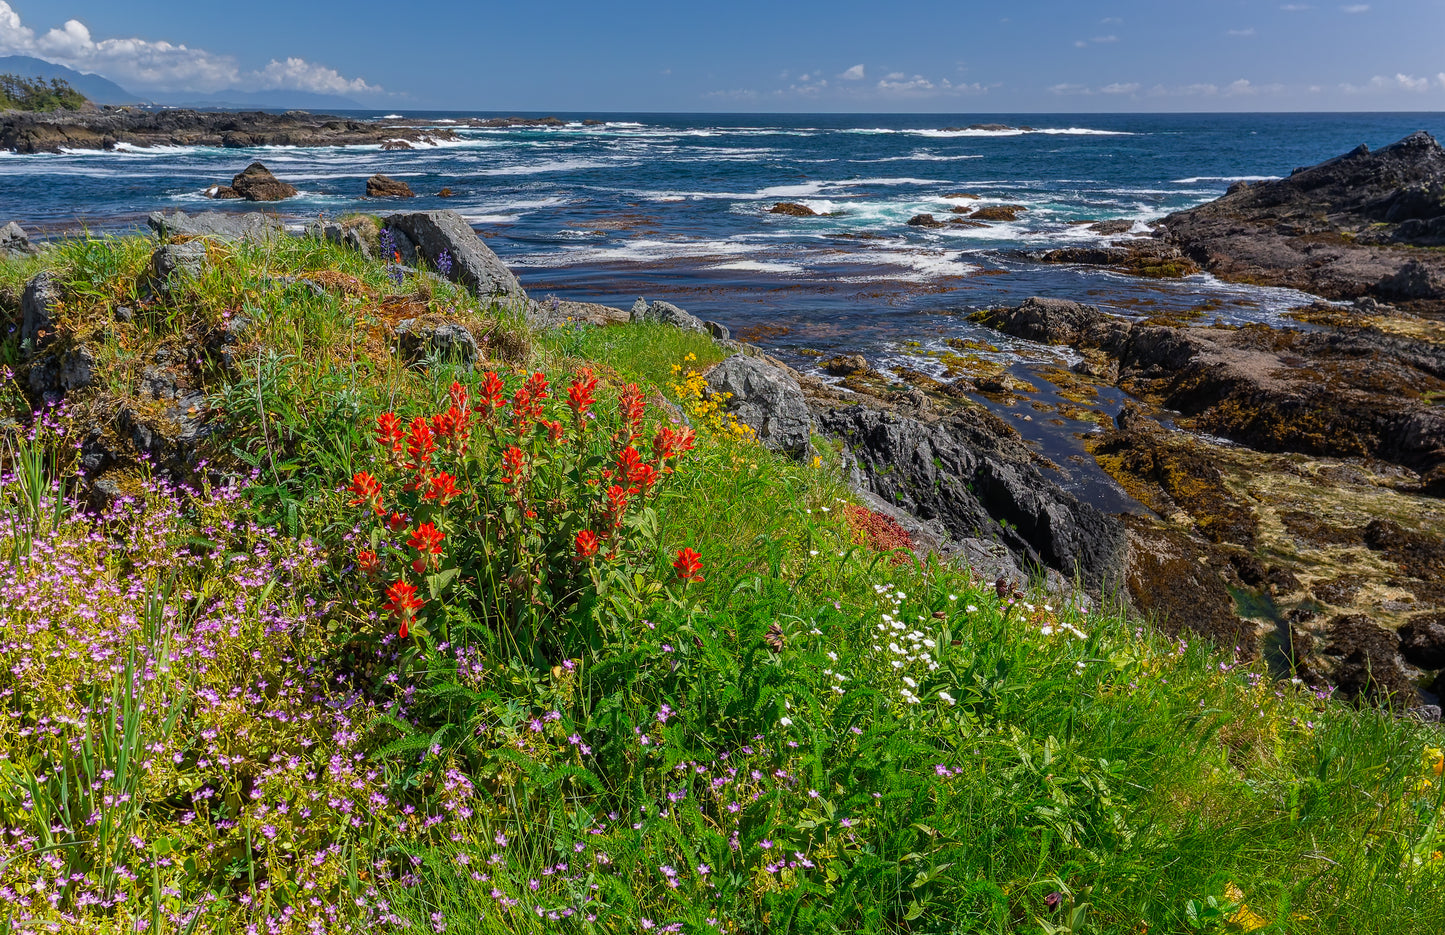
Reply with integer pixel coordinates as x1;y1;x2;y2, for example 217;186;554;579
1;235;1444;934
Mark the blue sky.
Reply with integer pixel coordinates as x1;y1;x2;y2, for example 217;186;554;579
3;0;1443;111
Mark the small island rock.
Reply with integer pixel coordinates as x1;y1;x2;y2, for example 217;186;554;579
367;174;415;198
228;162;298;202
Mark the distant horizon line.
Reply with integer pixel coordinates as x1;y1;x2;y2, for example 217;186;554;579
132;105;1445;117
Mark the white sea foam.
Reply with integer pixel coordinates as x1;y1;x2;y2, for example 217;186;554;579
708;260;805;274
843;126;1131;138
1171;175;1280;184
476;158;623;176
380;114;404;119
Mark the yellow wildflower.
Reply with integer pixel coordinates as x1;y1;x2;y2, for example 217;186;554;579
1223;883;1269;932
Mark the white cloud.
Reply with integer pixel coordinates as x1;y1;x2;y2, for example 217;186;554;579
1092;35;1120;43
0;1;34;54
1074;40;1088;48
1101;82;1140;94
1049;83;1091;95
839;64;865;80
1226;79;1258;95
0;2;380;96
1227;27;1256;37
877;74;934;93
1280;3;1311;10
1341;73;1438;93
255;57;379;95
1341;3;1370;11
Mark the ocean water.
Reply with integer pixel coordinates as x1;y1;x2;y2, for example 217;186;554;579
5;110;1443;504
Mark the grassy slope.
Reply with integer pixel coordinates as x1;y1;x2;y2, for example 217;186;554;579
0;233;1442;934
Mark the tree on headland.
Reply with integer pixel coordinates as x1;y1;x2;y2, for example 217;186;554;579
0;74;88;112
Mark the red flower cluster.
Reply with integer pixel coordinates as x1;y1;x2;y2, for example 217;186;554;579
672;547;704;583
567;367;598;416
353;366;704;644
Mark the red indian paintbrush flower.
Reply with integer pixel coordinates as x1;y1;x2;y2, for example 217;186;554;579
387;512;408;532
567;368;597;416
383;579;424;638
575;529;600;559
510;388;533;430
500;445;526;485
347;471;383;514
407;522;446;556
673;547;704;583
376;412;406;461
618;383;646;441
448;380;469;411
357;549;381;578
423;471;460;505
406;416;436;470
524;371;549;405
478;371;506;416
604;483;629;527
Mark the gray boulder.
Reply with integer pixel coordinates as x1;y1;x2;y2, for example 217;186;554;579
147;210;284;244
151;241;208;286
630;297;707;333
816;404;1127;591
20;271;58;351
0;221;38;256
383;211;526;306
396;319;480;371
705;355;812;458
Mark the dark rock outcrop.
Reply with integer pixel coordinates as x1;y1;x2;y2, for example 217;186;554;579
815;405;1127;591
705;355;812;458
977;297;1445;485
148;210;284;244
1320;615;1420;706
1399;613;1445;669
228;162;297;202
770;202;817;217
1121;515;1257;656
382;210;527;306
367;174;415;198
0;108;458;154
971;205;1026;222
906;214;946;229
20;271;58;351
1158;131;1445;312
1034;242;1200;279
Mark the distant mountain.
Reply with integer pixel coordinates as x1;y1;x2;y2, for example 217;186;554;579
0;55;143;105
169;89;364;111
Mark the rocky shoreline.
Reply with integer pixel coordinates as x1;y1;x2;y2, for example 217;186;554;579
5;130;1443;714
0;108;460;154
